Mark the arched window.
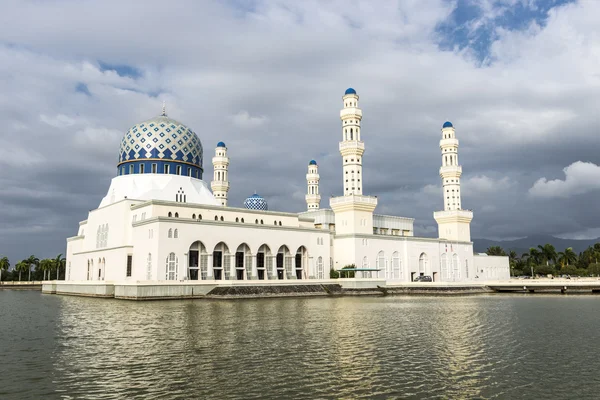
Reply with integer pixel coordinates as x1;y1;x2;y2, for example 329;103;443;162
174;229;178;239
198;214;202;220
236;217;239;223
166;252;178;280
241;218;244;223
376;251;385;279
255;219;258;224
419;253;428;274
392;251;400;280
278;221;282;226
215;216;219;221
168;212;172;217
192;214;196;219
220;216;224;222
274;221;277;226
175;212;179;218
168;228;173;238
317;256;324;279
260;219;264;224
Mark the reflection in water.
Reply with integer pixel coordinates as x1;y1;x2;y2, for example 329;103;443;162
0;291;599;399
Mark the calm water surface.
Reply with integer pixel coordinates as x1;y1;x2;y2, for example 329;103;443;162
0;291;599;399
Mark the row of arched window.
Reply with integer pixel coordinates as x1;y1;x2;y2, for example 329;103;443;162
167;228;179;239
166;211;283;226
86;258;105;281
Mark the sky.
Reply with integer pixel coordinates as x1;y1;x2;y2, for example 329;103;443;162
1;0;599;263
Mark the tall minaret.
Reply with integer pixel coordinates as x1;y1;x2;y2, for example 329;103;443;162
434;122;473;242
339;88;364;196
211;141;230;206
305;160;321;211
440;121;462;211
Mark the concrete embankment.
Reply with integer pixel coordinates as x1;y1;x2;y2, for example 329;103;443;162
39;278;600;300
1;282;43;290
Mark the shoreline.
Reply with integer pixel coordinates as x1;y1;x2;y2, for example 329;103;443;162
31;278;600;300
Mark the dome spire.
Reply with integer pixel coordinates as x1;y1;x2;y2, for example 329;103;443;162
161;100;167;117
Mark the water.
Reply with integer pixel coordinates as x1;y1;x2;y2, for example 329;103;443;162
1;291;599;399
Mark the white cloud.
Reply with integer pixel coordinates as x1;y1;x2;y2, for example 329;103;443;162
231;111;269;128
462;175;513;194
529;161;600;198
40;114;77;129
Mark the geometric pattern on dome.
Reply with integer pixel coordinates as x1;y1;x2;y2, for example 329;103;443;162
118;115;203;168
244;194;268;211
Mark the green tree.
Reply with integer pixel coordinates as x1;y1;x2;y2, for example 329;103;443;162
486;246;506;256
537;244;557;267
15;260;29;281
39;259;53;281
0;256;9;282
53;254;65;280
557;247;577;269
25;255;39;281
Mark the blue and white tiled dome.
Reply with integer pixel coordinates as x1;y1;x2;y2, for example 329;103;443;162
244;193;268;211
117;114;204;178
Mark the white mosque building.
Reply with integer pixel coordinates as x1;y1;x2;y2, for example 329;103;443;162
62;88;509;295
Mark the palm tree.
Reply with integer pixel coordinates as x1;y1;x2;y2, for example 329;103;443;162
557;247;577;269
537;244;557;267
486;246;506;256
40;259;53;280
0;256;10;282
15;261;28;281
53;254;65;280
25;255;39;281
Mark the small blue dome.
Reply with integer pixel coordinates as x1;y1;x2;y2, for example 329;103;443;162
309;160;317;165
345;88;356;95
244;193;268;211
443;121;453;128
217;141;226;148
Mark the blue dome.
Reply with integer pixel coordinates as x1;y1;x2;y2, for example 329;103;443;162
118;115;203;178
244;193;268;211
345;88;357;95
217;141;226;148
309;160;317;165
443;121;453;128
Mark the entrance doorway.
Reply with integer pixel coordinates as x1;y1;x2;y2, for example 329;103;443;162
276;253;284;279
257;252;265;280
213;251;223;280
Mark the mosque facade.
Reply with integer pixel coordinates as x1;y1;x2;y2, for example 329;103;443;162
64;89;509;287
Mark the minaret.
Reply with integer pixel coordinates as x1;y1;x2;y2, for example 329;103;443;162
211;142;229;206
305;160;321;211
339;88;364;195
330;87;377;249
434;122;473;242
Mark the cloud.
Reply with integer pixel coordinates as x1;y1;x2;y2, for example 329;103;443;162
529;161;600;198
0;0;599;263
231;111;269;128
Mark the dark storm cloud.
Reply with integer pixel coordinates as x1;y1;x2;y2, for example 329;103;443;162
0;0;599;263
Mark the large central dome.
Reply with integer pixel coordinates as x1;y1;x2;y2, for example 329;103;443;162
118;114;204;178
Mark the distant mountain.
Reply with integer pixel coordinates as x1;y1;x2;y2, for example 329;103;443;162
473;234;600;255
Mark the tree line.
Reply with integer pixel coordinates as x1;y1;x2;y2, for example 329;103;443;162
486;243;600;276
0;254;66;282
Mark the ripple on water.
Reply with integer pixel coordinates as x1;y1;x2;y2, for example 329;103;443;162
1;292;599;399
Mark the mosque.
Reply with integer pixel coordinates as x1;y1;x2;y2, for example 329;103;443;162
63;88;509;293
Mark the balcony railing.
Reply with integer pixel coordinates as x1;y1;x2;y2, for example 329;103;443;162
330;194;378;206
339;141;365;151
